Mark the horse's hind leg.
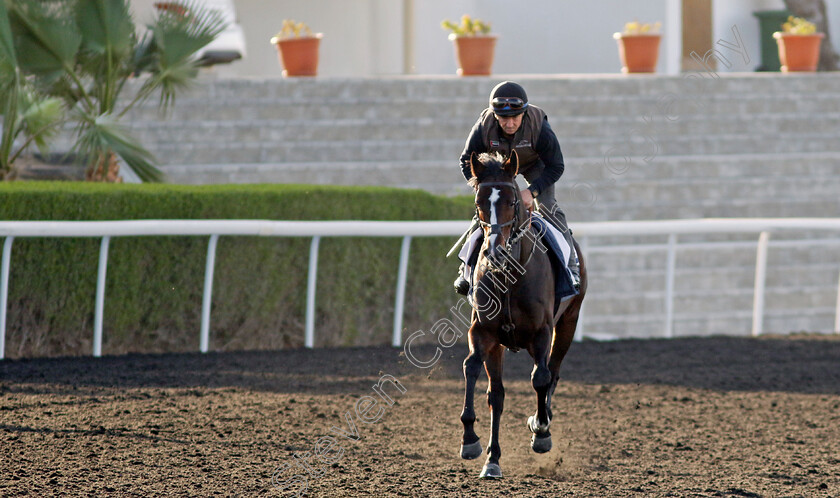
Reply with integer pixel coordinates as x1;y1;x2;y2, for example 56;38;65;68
545;299;583;428
528;324;554;453
460;327;484;460
480;344;505;478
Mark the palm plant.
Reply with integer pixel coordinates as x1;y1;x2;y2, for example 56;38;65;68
1;0;225;182
0;0;64;180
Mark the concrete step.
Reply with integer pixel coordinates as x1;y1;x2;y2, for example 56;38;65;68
120;112;840;146
160;153;840;205
762;311;838;334
541;92;840;119
159;165;840;221
587;242;840;273
570;152;840;182
170;74;840;103
124;72;840;122
569;177;840;210
156;72;840;100
585;284;837;317
567;197;840;222
584;265;840;302
162;160;472;194
123;90;840;125
136;130;840;167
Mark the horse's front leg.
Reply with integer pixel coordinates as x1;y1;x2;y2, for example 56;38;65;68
460;325;485;460
480;344;505;478
527;324;554;453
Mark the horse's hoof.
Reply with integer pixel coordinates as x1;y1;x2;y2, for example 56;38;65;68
479;462;502;479
527;414;551;434
531;433;552;454
460;440;483;460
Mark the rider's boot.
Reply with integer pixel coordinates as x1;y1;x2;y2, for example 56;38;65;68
454;262;470;295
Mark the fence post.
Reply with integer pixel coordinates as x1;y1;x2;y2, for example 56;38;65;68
834;269;840;334
305;236;321;348
0;236;14;360
392;236;412;347
751;231;770;337
200;235;219;353
664;234;678;338
93;236;111;357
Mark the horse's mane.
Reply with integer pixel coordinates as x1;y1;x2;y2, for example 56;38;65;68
468;152;509;189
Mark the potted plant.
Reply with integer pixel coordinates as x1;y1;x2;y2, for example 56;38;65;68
441;15;496;76
613;21;662;73
153;2;189;17
773;16;824;72
270;19;322;77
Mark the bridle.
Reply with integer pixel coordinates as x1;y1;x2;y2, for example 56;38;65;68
475;181;530;269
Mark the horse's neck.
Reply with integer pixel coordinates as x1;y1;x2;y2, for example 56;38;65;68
516;219;535;269
511;194;536;271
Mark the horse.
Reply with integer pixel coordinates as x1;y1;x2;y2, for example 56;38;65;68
459;150;588;478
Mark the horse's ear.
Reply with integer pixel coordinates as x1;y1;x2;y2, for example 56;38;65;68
469;152;484;180
504;150;520;177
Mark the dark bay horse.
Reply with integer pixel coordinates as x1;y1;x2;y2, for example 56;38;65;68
459;151;587;478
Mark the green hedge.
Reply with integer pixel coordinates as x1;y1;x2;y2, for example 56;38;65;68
0;182;473;358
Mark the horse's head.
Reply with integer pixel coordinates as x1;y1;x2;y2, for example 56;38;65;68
470;150;523;265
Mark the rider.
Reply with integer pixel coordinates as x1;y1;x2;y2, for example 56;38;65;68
454;80;580;295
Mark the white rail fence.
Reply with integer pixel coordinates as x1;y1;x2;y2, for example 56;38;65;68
1;218;840;359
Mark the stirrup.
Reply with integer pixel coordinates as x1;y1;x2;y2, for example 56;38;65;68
454;262;470;295
570;269;581;290
568;248;581;290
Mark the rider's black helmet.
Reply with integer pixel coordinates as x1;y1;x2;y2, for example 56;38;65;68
489;81;529;117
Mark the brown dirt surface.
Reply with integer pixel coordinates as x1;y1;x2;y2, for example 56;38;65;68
1;335;839;497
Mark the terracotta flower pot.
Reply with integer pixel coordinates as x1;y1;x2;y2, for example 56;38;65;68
153;2;188;17
613;33;661;73
274;35;322;77
451;35;497;76
773;32;824;72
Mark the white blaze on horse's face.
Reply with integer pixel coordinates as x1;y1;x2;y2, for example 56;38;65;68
489;188;500;224
487;187;501;251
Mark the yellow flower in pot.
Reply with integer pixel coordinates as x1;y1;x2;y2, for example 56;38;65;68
270;19;323;77
613;21;662;73
441;15;496;76
773;16;823;72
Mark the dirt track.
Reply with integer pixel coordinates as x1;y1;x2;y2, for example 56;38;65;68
1;335;839;497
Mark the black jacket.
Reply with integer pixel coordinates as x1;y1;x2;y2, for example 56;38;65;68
458;107;565;196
